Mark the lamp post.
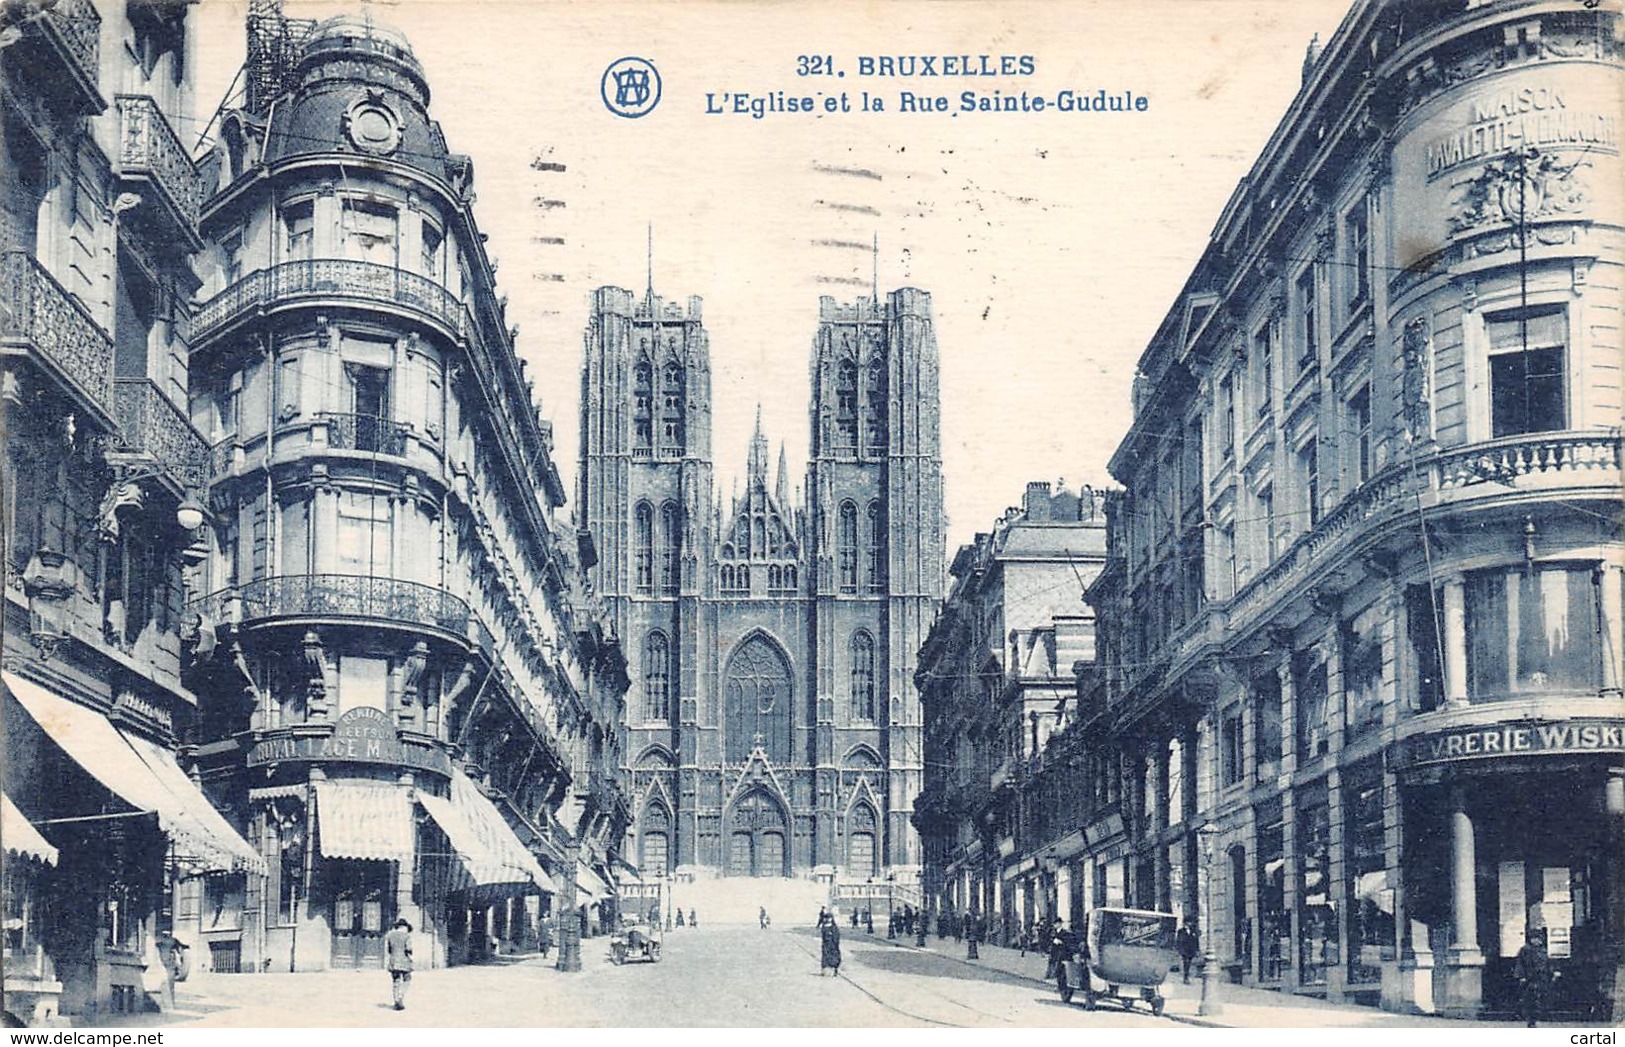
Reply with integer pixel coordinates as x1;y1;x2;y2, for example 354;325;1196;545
1197;822;1223;1016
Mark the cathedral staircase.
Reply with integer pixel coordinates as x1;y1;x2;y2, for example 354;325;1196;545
664;872;832;926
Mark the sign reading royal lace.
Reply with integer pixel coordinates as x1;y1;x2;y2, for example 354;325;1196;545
1391;718;1625;770
1425;81;1618;180
246;707;451;775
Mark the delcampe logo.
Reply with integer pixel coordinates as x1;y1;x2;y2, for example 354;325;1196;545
602;56;662;118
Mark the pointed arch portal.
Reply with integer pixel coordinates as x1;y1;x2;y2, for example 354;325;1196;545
726;789;790;878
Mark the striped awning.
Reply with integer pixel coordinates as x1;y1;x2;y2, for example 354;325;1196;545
575;862;609;902
4;672;263;875
313;780;413;862
2;793;57;866
418;772;552;892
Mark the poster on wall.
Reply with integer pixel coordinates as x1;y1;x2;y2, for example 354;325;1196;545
1498;860;1525;958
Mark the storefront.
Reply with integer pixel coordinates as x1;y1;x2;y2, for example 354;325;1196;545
3;792;61;1025
1393;717;1625;1019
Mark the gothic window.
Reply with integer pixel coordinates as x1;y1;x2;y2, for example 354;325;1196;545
864;356;886;453
634;501;653;594
644;632;671;722
724;636;792;764
837;502;859;593
659;502;681;594
633;358;653;453
835;360;859;453
865;501;885;593
850;631;876;722
847;804;878;877
767;564;782;590
720;564;734;591
784;564;797;590
662;363;686;451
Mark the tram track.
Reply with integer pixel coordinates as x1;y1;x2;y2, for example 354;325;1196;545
784;931;1027;1027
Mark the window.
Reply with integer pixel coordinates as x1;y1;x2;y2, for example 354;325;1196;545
835;360;859;452
864;357;886;453
724;637;792;764
1406;584;1445;713
1293;651;1330;760
1296;782;1337;985
1257;484;1276;560
659;502;681;594
1466;565;1602;699
1253;323;1273;417
421;221;443;278
1220;709;1244;787
1488;307;1567;437
1342;613;1384;739
1348;387;1371;486
345;364;392;452
634;502;653;594
1297;268;1318;370
661;362;686;451
1299;440;1320;528
1343;762;1390;984
341;200;397;266
1253;669;1283;777
865;501;885;592
1219;375;1235;459
1256;798;1287;980
850;631;876;721
221;228;245;286
644;632;671;722
837;501;858;593
284;201;314;259
1345;206;1369;307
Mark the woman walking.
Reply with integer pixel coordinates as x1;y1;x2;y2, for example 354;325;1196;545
818;907;843;976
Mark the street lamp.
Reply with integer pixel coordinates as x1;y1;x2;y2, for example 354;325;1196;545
1197;822;1224;1017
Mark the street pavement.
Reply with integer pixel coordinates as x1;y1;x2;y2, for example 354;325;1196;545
109;925;1171;1028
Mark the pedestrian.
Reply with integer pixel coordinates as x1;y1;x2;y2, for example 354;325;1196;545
966;910;981;960
864;906;874;935
539;919;554;958
384;917;413;1011
760;905;769;929
688;908;697;928
1176;924;1199;984
819;907;843;976
850;907;859;929
1046;918;1074;981
676;908;685;927
1514;927;1554;1027
952;909;963;943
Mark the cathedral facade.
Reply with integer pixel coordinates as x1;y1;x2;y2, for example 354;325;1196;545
579;287;945;884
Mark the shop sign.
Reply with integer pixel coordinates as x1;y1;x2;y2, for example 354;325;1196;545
246;708;452;775
1391;717;1625;770
1083;812;1124;847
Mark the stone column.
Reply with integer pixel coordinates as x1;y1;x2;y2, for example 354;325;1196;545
1442;575;1469;707
1439;785;1483;1017
1600;563;1623;694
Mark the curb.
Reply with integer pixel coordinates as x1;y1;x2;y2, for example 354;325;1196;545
851;929;1232;1028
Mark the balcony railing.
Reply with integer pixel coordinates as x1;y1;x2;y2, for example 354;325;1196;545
319;412;411;456
0;251;114;419
114;94;204;244
192;259;466;345
4;0;102;112
112;378;210;490
192;574;476;639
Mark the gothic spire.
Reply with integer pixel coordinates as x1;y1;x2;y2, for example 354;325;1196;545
775;442;790;506
747;405;769;487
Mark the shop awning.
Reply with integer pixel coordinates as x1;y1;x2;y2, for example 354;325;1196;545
313;780;413;862
3;671;263;875
2;792;57;866
575;862;609;902
417;769;552;892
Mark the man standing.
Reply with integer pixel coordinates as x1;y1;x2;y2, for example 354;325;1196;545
1176;924;1199;984
966;909;981;960
384;918;413;1011
1514;927;1553;1028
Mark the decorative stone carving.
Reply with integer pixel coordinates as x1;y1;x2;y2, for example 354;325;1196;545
1401;317;1434;444
1447;154;1590;234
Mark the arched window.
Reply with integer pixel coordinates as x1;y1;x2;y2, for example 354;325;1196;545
837;501;858;593
784;564;797;590
736;564;749;592
724;636;792;764
767;565;782;590
835;360;859;452
865;500;885;593
661;362;686;451
864;356;886;453
644;632;671;722
659;502;681;594
634;502;653;594
720;564;734;591
633;358;653;452
850;631;876;721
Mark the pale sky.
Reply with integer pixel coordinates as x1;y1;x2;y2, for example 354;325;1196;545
190;0;1346;552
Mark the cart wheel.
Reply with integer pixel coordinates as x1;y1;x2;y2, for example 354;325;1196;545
611;945;626;965
1082;989;1097;1011
1058;976;1073;1004
650;943;662;962
1152;996;1165;1017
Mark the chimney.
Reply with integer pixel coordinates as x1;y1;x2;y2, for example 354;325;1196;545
1024;481;1052;522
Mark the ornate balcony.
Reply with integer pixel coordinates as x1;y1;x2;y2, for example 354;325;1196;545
114;94;205;252
2;0;104;115
110;378;211;493
318;412;412;456
191;259;466;346
0;250;115;423
192;574;478;644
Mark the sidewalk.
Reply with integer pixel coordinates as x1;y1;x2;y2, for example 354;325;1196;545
852;930;1487;1028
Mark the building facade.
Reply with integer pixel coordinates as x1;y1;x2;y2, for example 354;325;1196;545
180;9;627;974
581;289;944;902
1085;0;1623;1021
913;481;1108;945
2;0;265;1022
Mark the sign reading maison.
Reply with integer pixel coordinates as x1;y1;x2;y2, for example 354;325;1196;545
1391;718;1625;770
1424;82;1618;179
246;707;451;775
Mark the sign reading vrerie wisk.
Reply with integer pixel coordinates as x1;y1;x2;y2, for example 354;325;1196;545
1391;717;1625;770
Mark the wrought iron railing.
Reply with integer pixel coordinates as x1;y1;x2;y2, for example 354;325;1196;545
192;574;475;637
318;411;411;456
112;377;210;489
115;94;204;234
192;259;466;343
18;0;101;89
0;251;114;416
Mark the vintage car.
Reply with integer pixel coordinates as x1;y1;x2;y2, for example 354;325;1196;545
609;917;663;965
1056;907;1179;1015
